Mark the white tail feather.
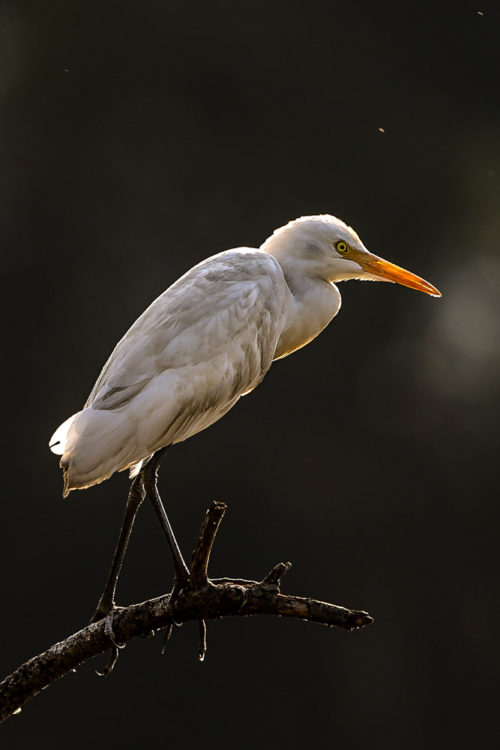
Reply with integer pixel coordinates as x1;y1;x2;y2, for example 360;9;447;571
49;414;79;455
56;406;152;496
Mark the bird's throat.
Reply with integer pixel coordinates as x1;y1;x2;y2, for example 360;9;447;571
273;278;341;360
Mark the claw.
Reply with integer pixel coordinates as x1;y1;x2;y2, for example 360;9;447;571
96;645;120;677
198;619;207;662
104;613;126;649
90;601;126;677
161;623;173;654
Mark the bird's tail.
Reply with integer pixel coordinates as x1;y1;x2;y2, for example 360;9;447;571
49;407;144;497
49;414;78;456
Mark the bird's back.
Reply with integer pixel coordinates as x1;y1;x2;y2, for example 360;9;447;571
50;249;289;495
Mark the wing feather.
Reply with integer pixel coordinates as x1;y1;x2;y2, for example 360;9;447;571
53;247;291;492
86;249;287;410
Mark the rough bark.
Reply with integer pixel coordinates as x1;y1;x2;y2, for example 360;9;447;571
0;501;372;723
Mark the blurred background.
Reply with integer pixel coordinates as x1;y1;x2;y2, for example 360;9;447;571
1;1;499;747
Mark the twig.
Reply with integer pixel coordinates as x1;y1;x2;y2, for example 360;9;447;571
261;561;292;588
0;502;373;723
189;501;227;587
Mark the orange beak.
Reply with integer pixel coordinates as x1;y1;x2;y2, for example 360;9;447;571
353;250;441;297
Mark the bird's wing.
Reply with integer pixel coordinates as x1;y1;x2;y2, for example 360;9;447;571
86;249;288;411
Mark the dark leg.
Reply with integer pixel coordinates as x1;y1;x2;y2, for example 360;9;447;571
141;447;190;584
90;473;146;624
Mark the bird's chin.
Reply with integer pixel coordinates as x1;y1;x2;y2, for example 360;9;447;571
330;261;366;282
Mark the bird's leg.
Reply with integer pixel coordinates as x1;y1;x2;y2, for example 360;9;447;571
141;447;190;586
90;474;146;626
142;449;209;660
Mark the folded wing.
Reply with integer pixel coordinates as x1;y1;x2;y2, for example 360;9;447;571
50;249;289;495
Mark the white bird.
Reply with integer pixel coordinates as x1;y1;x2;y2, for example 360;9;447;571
49;215;440;626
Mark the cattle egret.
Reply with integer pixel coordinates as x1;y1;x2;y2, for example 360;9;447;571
49;215;441;623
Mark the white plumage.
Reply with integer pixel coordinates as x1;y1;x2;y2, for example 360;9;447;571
50;215;440;496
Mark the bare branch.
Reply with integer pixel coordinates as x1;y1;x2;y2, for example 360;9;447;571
189;501;227;587
261;561;292;588
0;502;373;723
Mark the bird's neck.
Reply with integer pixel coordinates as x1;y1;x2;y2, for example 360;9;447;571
273;264;341;360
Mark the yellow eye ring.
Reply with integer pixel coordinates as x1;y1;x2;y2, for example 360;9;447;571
335;241;348;254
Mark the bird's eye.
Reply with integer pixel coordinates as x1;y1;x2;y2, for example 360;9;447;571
335;241;348;254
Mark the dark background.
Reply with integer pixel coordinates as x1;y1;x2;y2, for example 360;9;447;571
1;1;499;747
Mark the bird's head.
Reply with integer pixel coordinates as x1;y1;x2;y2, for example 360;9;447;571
262;215;441;297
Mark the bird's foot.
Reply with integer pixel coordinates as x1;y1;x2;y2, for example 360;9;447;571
160;574;205;656
198;618;207;662
164;574;189;627
161;575;208;662
89;598;126;677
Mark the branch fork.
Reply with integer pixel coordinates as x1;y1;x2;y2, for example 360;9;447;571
0;501;373;723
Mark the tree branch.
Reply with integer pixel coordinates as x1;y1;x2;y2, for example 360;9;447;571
0;502;373;723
